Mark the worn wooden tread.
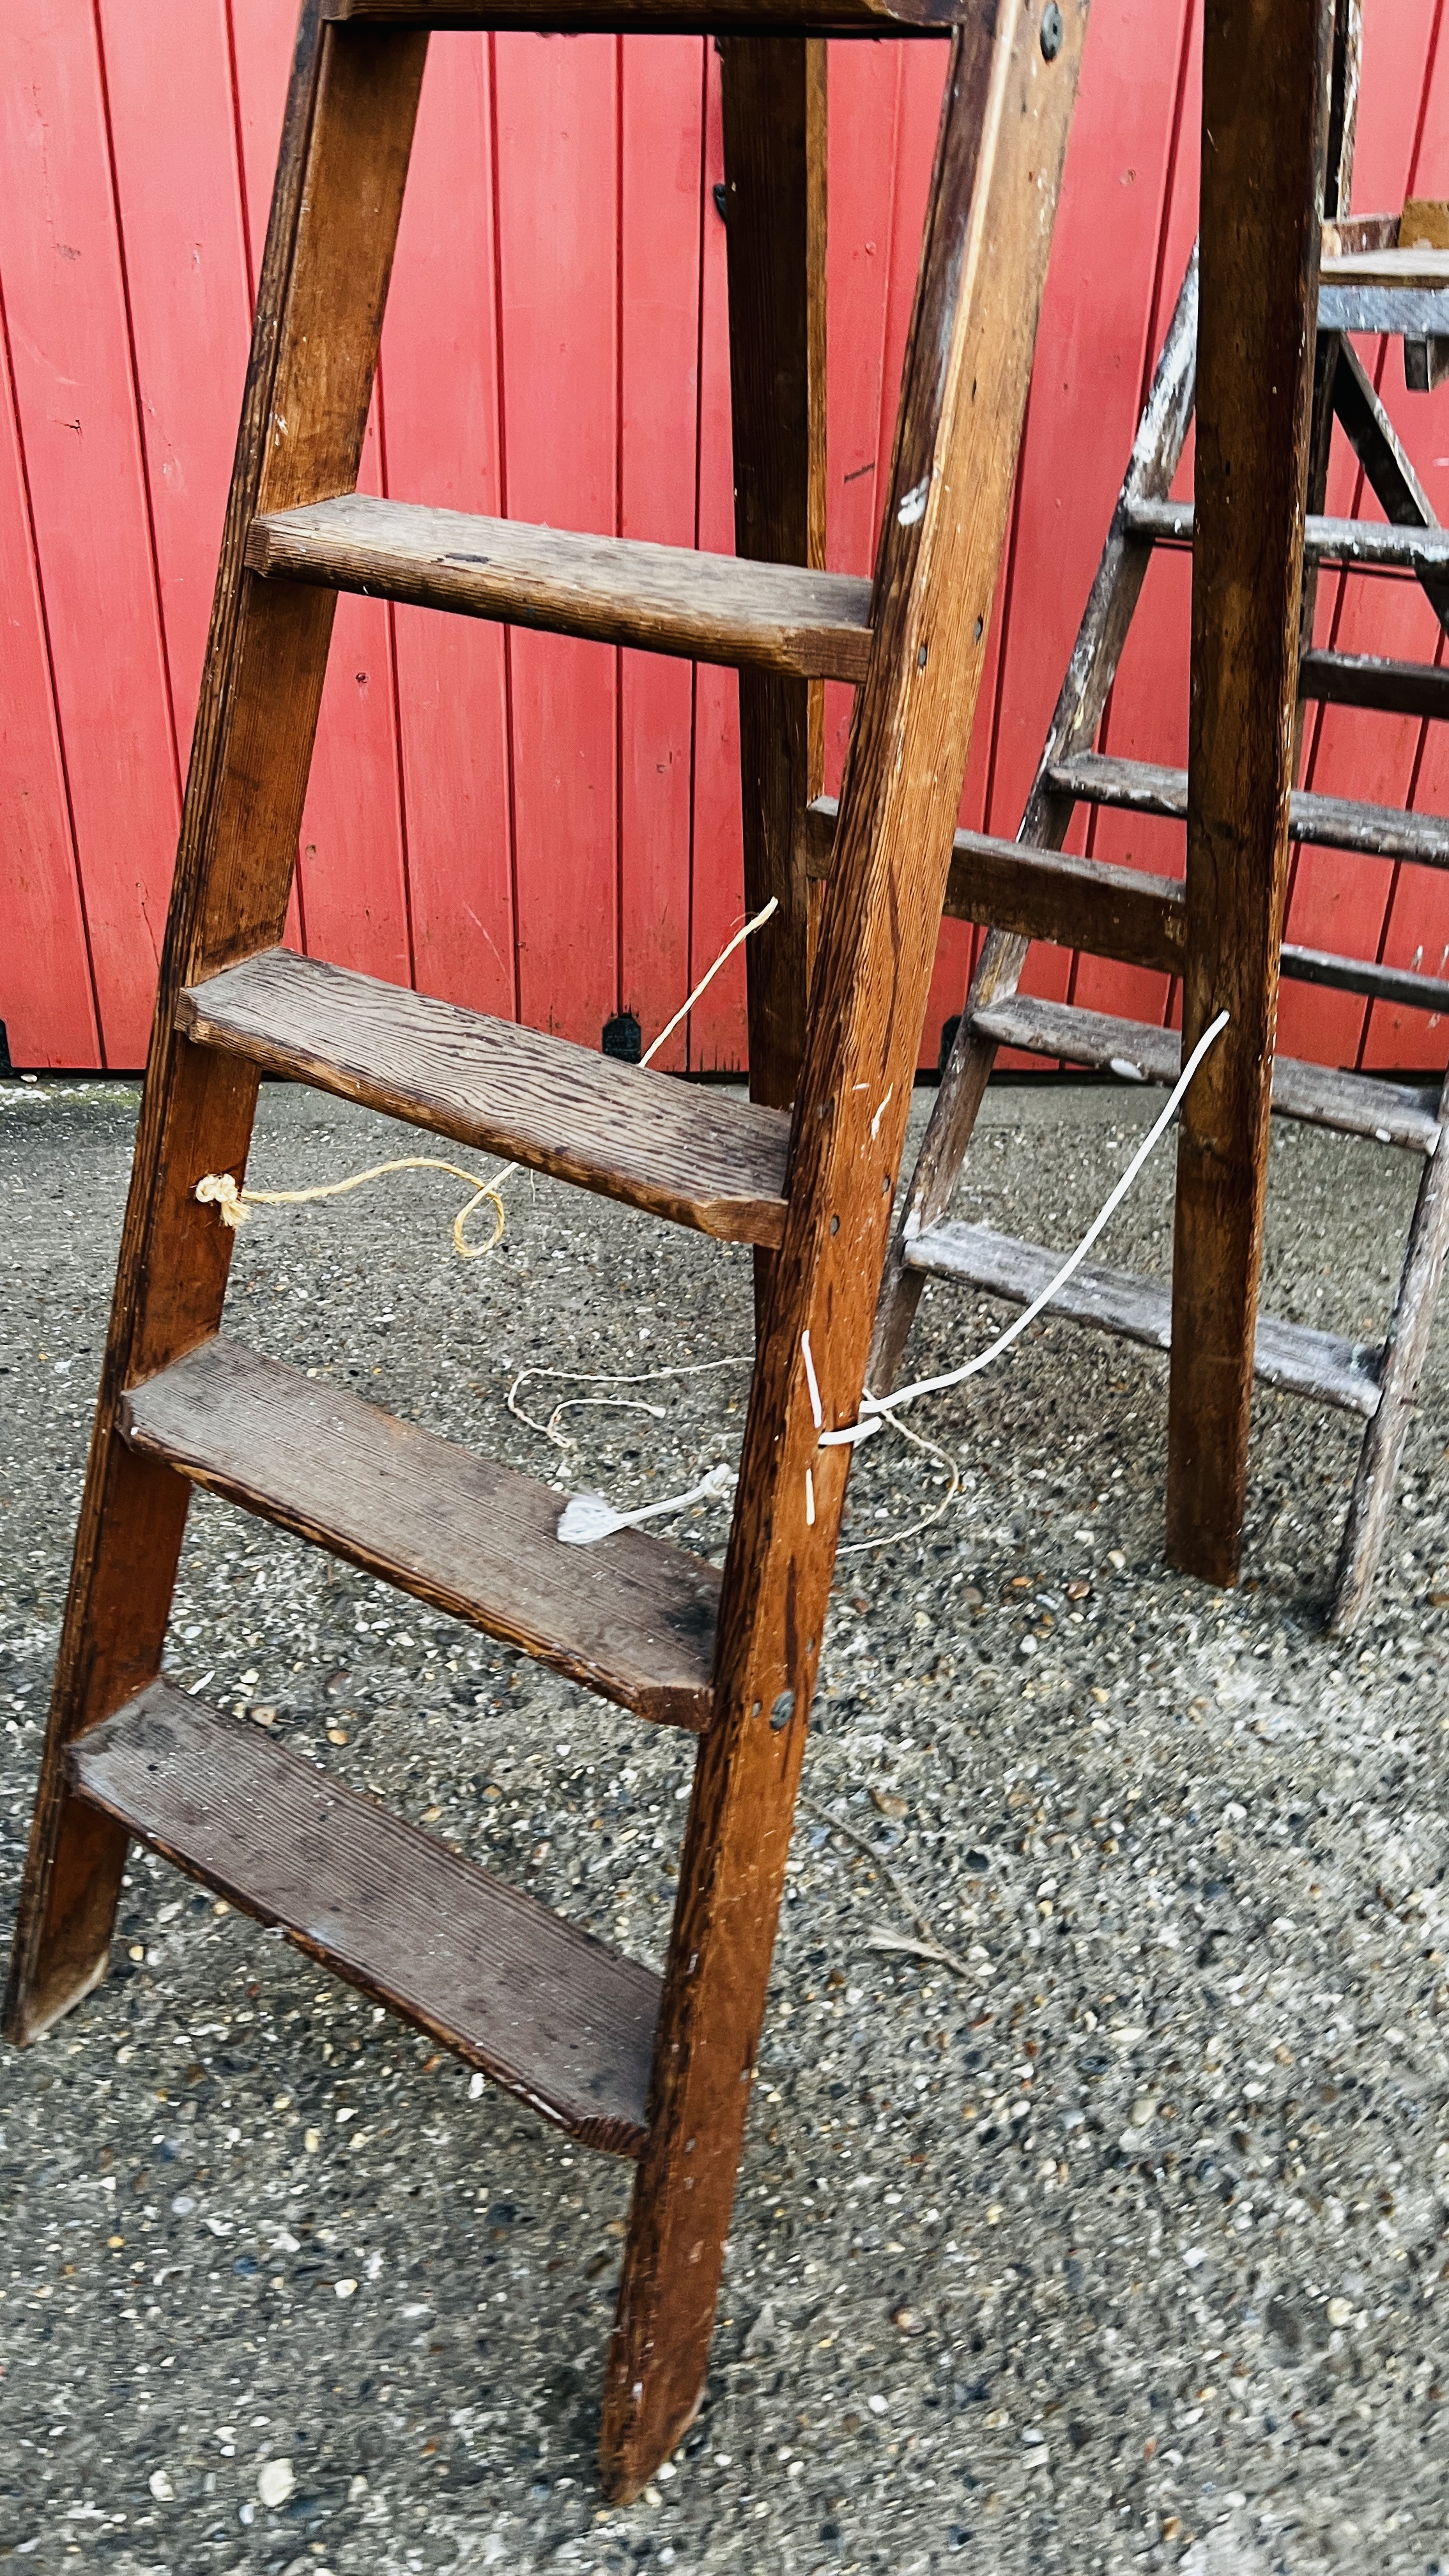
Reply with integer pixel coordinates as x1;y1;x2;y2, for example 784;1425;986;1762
1046;749;1449;870
120;1338;719;1729
325;0;962;24
1126;495;1449;574
903;1222;1383;1417
179;948;790;1247
70;1682;657;2154
245;497;873;684
970;995;1442;1154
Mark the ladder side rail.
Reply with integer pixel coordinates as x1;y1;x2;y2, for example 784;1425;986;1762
4;8;429;2045
868;243;1199;1388
721;39;829;1121
601;0;1090;2498
1163;0;1337;1588
1330;1064;1449;1630
1331;335;1449;633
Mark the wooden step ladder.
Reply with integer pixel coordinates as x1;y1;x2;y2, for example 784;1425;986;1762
871;0;1449;1630
3;0;1087;2501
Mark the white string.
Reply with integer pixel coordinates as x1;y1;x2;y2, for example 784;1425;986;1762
550;1006;1229;1545
818;1008;1230;1449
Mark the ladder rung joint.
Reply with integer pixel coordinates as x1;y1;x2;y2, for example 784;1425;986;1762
71;1682;657;2156
178;949;791;1248
120;1338;719;1729
245;498;873;684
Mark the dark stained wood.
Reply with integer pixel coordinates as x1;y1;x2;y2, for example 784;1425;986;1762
721;36;827;1117
868;249;1200;1392
326;0;965;26
1046;749;1449;867
1330;1071;1449;1629
1299;647;1449;723
1279;937;1449;1018
602;1;1089;2501
246;497;873;684
6;12;430;2046
905;1220;1383;1416
1165;0;1337;1588
179;947;792;1246
121;1338;719;1729
803;791;1187;971
72;1682;658;2155
970;993;1442;1153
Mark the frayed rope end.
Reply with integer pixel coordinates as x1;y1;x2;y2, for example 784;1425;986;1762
195;1172;247;1230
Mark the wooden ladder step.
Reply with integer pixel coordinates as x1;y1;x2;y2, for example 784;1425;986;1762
245;498;873;685
71;1680;657;2156
1046;749;1449;869
903;1220;1384;1416
1126;494;1449;575
323;0;966;29
323;0;963;24
1300;647;1449;723
120;1338;719;1730
179;948;791;1248
970;994;1443;1154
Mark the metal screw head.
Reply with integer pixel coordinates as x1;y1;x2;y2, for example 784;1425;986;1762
1040;3;1064;59
769;1689;796;1733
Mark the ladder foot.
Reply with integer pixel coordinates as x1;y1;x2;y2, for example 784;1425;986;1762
4;1798;130;2049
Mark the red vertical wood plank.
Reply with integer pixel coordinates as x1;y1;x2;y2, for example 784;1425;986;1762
687;42;746;1074
1279;0;1443;1070
619;37;706;1069
0;292;98;1068
382;33;514;1020
494;32;618;1046
0;0;181;1066
94;0;252;762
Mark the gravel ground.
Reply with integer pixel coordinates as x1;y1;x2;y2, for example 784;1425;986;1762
1;1071;1446;2576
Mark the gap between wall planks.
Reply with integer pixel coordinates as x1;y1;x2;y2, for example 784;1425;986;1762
3;1;1449;1080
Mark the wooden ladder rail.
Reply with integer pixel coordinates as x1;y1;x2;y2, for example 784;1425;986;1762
601;3;1090;2488
4;0;1092;2510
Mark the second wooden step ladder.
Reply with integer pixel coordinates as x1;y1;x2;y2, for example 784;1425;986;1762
4;0;1087;2502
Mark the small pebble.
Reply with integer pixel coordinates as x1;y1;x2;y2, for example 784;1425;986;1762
148;2470;174;2502
1327;2296;1353;2327
257;2457;295;2508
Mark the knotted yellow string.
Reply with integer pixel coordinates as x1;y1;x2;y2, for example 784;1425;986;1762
194;1159;506;1258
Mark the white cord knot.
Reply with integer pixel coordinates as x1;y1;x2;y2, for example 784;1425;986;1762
195;1171;247;1229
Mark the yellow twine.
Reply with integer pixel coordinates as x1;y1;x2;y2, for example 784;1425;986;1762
195;1159;507;1257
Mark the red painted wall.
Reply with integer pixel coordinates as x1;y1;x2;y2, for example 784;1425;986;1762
3;2;1448;1077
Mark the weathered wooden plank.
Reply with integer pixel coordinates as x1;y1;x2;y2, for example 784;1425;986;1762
970;992;1442;1153
178;946;792;1244
1299;647;1449;722
721;35;827;1117
72;1682;659;2155
803;790;1184;964
1166;0;1336;1588
903;1220;1383;1416
1047;749;1449;868
602;3;1089;2501
6;12;431;2048
325;0;965;26
121;1338;717;1728
1127;494;1449;574
246;496;874;682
